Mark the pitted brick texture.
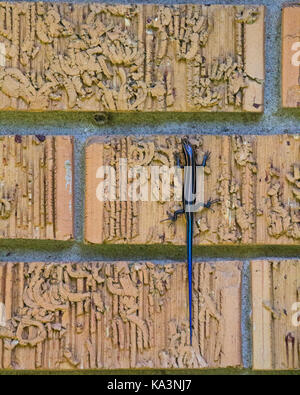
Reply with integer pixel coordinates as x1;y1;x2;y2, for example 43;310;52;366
0;135;74;240
0;3;264;112
85;135;300;245
252;260;300;370
0;261;242;369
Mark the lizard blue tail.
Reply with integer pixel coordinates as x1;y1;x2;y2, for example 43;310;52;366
187;213;193;346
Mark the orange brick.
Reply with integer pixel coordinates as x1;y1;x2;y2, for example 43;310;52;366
0;3;264;112
0;261;242;369
252;260;300;370
0;136;74;240
85;135;300;246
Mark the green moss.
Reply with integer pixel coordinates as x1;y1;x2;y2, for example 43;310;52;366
0;111;262;130
0;240;299;261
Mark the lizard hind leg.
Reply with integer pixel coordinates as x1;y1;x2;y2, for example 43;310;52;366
161;208;185;223
174;152;184;169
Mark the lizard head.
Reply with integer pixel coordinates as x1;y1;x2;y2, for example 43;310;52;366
181;137;193;158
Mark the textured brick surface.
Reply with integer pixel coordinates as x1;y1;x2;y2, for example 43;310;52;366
0;261;242;369
282;5;300;108
0;136;74;240
252;260;300;370
0;2;264;112
0;0;297;374
85;134;300;245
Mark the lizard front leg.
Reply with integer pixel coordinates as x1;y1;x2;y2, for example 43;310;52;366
199;151;211;167
203;198;220;212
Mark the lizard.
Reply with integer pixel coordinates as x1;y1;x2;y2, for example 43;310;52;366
162;137;219;345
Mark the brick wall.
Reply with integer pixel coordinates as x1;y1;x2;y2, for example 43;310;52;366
0;0;299;372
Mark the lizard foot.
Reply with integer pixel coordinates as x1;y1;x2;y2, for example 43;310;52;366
200;151;211;167
203;198;220;213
